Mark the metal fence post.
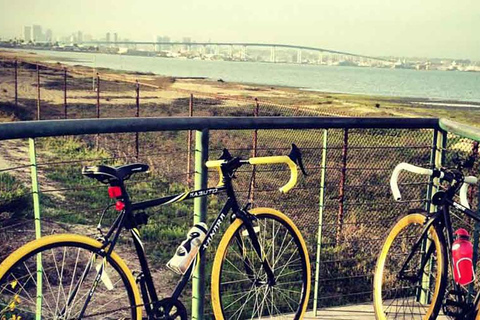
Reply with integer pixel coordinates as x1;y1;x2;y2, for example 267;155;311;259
420;129;446;303
135;80;140;159
96;73;100;118
470;192;480;302
336;128;348;243
29;138;43;319
250;98;260;204
187;94;194;185
14;59;18;107
313;129;328;315
467;142;479;205
64;68;67;119
192;129;209;320
36;64;41;120
468;141;479;300
95;73;100;149
425;129;440;213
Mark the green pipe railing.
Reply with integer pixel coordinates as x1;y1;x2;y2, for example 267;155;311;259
419;129;447;304
0;117;440;141
192;129;209;320
28;138;43;320
313;129;328;316
440;118;480;302
440;119;480;142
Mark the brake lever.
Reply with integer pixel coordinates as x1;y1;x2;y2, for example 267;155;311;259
219;148;233;161
288;144;308;176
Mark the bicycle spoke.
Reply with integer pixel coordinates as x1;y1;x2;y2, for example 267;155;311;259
0;241;137;319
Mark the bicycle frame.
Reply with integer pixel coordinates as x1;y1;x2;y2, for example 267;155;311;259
398;192;480;319
92;170;269;318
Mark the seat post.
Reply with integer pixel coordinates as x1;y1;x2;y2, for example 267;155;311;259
117;181;136;230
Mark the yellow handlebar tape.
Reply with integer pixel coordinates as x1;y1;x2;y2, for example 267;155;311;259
205;160;226;187
248;156;298;193
205;156;298;193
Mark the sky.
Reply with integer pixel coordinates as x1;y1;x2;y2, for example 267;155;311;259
1;0;479;60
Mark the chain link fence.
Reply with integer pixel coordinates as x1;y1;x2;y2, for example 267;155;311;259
1;58;479;318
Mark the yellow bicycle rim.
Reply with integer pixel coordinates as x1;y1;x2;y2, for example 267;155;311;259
373;213;444;320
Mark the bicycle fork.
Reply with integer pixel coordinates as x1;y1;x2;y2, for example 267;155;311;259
398;217;437;283
234;217;276;287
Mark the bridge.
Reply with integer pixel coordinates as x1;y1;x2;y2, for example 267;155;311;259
78;40;394;65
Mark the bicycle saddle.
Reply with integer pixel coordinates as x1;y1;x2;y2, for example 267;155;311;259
82;163;149;184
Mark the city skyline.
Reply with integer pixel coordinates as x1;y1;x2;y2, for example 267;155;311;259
1;0;479;61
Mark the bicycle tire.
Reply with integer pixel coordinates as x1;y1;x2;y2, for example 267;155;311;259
211;207;311;319
373;213;447;320
0;234;142;319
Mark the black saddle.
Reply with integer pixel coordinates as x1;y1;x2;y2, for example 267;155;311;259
82;163;149;184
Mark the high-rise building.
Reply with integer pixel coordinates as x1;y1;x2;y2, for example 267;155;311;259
45;29;53;42
155;35;162;51
32;25;43;41
106;32;111;42
113;33;118;43
182;37;191;51
77;31;83;43
24;26;32;42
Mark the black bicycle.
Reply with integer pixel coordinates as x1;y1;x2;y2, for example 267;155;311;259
374;159;479;319
0;145;311;319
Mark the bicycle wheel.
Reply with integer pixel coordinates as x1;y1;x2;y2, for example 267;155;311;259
0;234;142;319
374;213;447;320
211;207;311;320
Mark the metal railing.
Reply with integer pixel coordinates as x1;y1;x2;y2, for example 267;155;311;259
2;116;478;319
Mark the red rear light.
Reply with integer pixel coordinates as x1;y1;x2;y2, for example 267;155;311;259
108;186;122;198
115;201;125;211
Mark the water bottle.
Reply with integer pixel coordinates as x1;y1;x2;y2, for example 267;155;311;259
167;222;208;275
452;228;475;285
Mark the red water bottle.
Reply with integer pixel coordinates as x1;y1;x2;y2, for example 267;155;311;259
452;228;475;285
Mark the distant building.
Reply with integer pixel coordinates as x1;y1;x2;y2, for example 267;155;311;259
155;36;161;51
155;35;170;51
106;32;111;42
182;37;192;51
77;31;83;43
113;33;118;43
45;29;53;42
32;25;43;41
24;26;32;42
